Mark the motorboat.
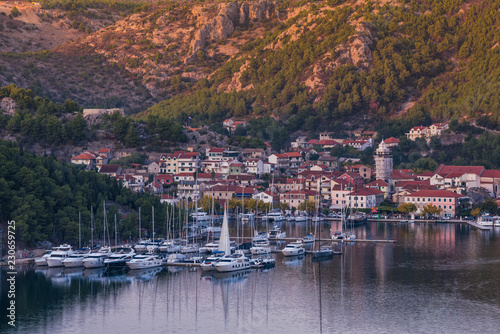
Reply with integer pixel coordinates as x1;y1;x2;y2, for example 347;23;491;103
330;230;345;240
82;248;112;268
250;257;275;269
103;246;135;268
311;245;334;259
166;253;187;264
312;215;324;222
35;250;52;266
262;211;286;223
61;248;91;268
158;240;181;253
191;211;211;225
268;227;286;239
347;212;367;226
200;251;225;271
477;214;495;226
199;241;219;254
250;241;271;255
302;233;315;244
214;253;251;272
252;231;268;243
295;214;309;223
286;215;296;222
282;242;305;256
239;213;255;223
46;244;74;267
126;254;162;270
180;243;199;253
134;239;152;252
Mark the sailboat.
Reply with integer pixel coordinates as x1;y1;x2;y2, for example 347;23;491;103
214;206;250;272
83;202;111;268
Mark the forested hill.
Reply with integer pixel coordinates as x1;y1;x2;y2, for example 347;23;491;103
0;140;169;247
1;0;500;134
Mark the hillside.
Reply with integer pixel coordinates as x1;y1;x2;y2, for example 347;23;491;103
0;0;500;132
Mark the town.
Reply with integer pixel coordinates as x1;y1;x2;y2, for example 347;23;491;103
70;120;498;219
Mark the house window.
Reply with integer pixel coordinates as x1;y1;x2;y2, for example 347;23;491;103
438;198;441;202
428;198;430;202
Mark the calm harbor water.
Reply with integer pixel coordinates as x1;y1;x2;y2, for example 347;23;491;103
1;221;500;334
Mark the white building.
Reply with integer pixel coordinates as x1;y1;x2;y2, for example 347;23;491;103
374;141;393;183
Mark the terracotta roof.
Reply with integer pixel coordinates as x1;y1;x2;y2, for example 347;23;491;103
349;188;383;196
435;164;485;176
481;170;500;178
160;195;176;200
384;137;400;144
72;152;97;160
315;139;338;146
406;190;465;198
411;126;428;131
285;152;302;157
391;170;415;180
307;139;318;144
99;164;120;173
417;171;435;177
208;147;226;153
367;179;390;187
99;148;112;153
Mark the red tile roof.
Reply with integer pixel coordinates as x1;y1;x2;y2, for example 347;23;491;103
367;179;390;187
72;152;97;160
481;170;500;178
99;164;121;173
208;147;226;153
406;190;465;198
435;164;485;176
384;137;400;144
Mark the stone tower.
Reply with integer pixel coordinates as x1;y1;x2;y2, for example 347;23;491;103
375;141;393;182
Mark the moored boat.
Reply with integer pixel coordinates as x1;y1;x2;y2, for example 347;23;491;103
282;242;305;256
46;244;74;267
126;254;162;270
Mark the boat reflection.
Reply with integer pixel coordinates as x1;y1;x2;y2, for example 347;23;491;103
282;254;305;266
127;266;163;281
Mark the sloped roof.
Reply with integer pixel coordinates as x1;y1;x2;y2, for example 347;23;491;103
72;152;97;160
367;179;390;187
384;137;400;144
481;170;500;178
99;164;120;173
406;189;466;198
435;164;485;176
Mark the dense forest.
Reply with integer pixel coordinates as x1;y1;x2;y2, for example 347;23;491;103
0;140;182;247
0;84;185;148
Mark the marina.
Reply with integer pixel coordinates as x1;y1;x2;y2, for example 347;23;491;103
2;220;500;334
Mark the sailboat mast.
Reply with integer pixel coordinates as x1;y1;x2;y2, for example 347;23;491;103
114;214;117;246
78;211;81;249
139;206;141;241
91;206;94;250
152;206;155;242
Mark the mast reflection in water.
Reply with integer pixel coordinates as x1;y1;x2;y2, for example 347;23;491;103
1;222;500;333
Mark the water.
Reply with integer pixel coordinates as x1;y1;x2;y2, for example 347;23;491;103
2;221;500;334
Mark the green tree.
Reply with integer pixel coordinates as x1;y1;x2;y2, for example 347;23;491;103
422;204;443;217
398;203;417;216
11;6;20;17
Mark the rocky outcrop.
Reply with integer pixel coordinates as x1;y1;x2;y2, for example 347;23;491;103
1;97;17;116
186;0;276;64
335;21;374;69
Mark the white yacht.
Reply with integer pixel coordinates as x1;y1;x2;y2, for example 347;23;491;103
252;231;268;243
46;244;74;267
180;243;199;253
311;245;334;259
127;254;163;270
191;211;211;225
158;240;181;253
282;242;305;256
61;249;91;268
250;241;271;255
239;213;255;223
35;250;52;266
200;251;225;272
82;248;112;268
214;253;251;272
268;227;286;239
477;214;495;226
103;246;135;268
302;233;315;244
262;212;286;223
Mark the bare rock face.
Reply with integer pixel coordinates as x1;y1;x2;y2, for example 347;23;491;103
187;0;276;64
1;97;17;116
335;21;374;69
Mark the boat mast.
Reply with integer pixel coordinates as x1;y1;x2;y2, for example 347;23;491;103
114;214;117;247
78;211;81;249
139;206;142;241
152;206;155;242
91;206;94;250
